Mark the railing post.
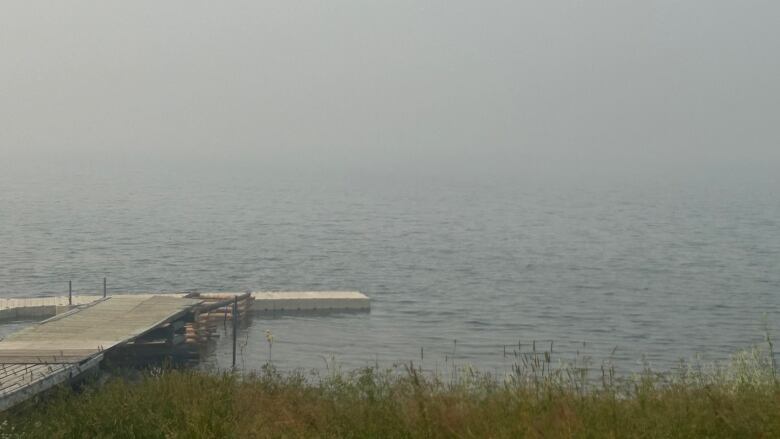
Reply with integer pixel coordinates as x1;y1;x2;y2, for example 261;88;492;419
232;296;238;369
68;280;72;305
103;277;107;298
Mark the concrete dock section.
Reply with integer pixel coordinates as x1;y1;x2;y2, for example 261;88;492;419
0;295;109;321
250;291;370;312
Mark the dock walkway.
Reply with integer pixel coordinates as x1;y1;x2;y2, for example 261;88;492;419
0;290;370;410
0;295;202;411
0;291;370;322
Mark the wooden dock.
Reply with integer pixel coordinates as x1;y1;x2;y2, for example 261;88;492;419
0;295;203;411
0;291;369;410
0;291;370;322
0;356;103;412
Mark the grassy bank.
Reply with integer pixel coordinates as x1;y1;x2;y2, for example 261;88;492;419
2;346;780;438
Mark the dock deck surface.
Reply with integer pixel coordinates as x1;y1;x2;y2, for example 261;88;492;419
0;291;369;410
0;295;202;410
0;291;369;321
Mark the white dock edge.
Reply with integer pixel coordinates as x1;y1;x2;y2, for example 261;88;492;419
0;294;191;322
0;296;104;322
251;291;370;312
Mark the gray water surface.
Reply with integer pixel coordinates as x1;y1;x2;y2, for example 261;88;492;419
1;164;778;373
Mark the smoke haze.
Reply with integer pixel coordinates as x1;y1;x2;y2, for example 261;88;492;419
2;1;779;179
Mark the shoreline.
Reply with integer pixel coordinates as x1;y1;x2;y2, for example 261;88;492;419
2;344;778;437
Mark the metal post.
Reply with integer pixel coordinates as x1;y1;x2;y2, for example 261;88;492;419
103;277;107;298
68;280;72;305
232;296;238;369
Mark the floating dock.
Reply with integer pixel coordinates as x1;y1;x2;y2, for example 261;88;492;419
250;291;369;312
0;290;370;410
0;295;203;411
0;291;370;322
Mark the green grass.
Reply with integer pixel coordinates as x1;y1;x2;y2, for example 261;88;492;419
2;346;780;438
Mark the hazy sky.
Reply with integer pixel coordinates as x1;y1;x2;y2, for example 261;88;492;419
1;1;779;176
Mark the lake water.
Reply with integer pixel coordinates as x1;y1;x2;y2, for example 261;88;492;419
1;161;778;374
